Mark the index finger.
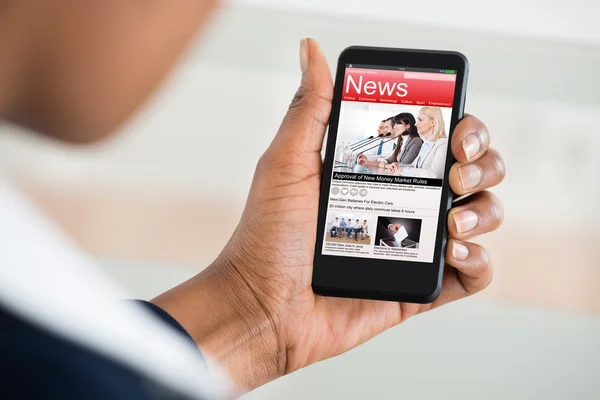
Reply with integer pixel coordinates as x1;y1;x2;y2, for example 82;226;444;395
451;114;491;164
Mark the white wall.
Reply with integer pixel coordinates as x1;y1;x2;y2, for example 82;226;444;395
231;0;600;44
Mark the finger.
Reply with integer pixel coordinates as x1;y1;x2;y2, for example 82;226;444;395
447;191;504;241
429;240;493;309
451;114;491;164
270;38;333;155
449;148;506;195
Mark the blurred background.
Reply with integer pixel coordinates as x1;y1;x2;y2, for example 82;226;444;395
1;0;599;398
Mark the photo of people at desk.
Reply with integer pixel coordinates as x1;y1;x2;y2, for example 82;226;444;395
325;213;372;244
334;105;450;180
374;216;422;249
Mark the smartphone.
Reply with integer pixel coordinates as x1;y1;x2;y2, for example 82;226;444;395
312;46;468;303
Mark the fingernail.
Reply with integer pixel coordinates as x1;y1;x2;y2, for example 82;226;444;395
458;163;482;191
300;38;310;74
452;241;469;261
462;134;481;161
454;210;479;234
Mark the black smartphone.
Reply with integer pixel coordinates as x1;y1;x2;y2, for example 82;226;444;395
312;46;468;303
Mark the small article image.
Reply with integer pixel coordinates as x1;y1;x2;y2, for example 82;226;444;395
374;216;422;249
325;213;372;245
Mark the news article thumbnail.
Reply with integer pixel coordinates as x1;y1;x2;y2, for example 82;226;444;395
333;102;452;185
325;213;372;245
374;216;422;249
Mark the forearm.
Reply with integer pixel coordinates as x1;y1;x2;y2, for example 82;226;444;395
151;258;283;393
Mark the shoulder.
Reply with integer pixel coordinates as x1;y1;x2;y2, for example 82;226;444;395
410;137;423;145
435;137;448;149
0;307;179;400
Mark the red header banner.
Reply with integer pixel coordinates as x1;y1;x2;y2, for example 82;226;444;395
342;68;456;107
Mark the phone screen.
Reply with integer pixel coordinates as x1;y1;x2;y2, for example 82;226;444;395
322;64;457;264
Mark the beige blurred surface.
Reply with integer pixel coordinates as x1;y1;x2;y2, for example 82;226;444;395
22;184;600;315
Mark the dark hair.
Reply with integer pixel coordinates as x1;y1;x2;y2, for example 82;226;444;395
390;113;418;162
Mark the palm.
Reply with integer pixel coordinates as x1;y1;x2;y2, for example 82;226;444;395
241;140;430;374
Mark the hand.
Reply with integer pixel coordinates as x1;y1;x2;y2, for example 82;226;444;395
389;223;401;233
152;39;505;393
385;162;401;174
357;154;367;165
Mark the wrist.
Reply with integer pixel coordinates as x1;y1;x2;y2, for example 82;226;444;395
151;257;284;392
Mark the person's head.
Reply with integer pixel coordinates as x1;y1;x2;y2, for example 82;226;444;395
0;2;217;143
377;120;387;136
392;113;418;138
356;219;359;223
383;118;393;135
390;112;418;161
335;217;339;221
341;218;345;221
416;107;446;141
363;219;367;224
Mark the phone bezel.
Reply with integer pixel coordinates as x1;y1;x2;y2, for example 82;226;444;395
312;46;469;303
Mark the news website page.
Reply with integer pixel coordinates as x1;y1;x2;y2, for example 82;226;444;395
322;64;457;263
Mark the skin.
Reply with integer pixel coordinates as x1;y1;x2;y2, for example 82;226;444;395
392;121;409;137
416;110;436;140
377;121;387;136
385;119;393;134
0;1;217;141
389;223;402;233
0;3;506;395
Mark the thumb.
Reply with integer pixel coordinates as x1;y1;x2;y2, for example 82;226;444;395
271;38;333;154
